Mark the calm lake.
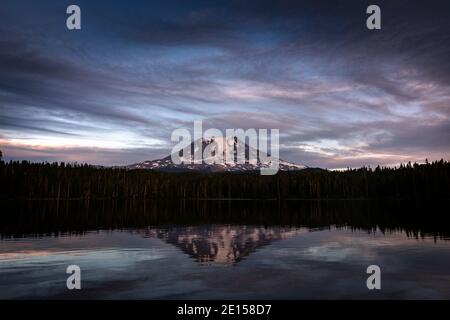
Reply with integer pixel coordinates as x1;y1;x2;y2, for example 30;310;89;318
1;199;449;299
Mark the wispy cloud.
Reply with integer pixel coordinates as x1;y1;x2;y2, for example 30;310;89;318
0;0;449;168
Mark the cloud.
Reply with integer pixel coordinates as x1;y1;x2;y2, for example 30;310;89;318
0;141;170;166
0;0;449;168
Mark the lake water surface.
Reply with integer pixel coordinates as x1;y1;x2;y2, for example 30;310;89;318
1;200;449;299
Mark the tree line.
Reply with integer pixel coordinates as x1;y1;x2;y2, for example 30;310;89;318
1;159;449;200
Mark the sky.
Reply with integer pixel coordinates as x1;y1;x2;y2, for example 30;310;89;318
0;0;449;169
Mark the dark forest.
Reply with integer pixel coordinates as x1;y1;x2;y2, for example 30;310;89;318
1;159;449;200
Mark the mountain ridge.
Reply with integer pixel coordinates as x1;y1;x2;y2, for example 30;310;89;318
126;137;307;173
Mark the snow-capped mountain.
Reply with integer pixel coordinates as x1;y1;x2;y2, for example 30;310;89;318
127;137;307;173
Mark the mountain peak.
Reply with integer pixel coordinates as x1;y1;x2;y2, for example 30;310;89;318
127;137;307;173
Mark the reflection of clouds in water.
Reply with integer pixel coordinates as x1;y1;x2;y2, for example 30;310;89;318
272;228;429;263
0;248;167;299
0;248;165;268
1;227;450;299
295;227;450;263
304;242;360;262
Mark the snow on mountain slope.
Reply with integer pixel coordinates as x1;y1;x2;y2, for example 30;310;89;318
126;137;307;173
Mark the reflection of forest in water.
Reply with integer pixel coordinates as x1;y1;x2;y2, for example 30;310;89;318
1;199;449;241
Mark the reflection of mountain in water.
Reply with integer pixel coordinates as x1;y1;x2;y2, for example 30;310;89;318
142;225;306;264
